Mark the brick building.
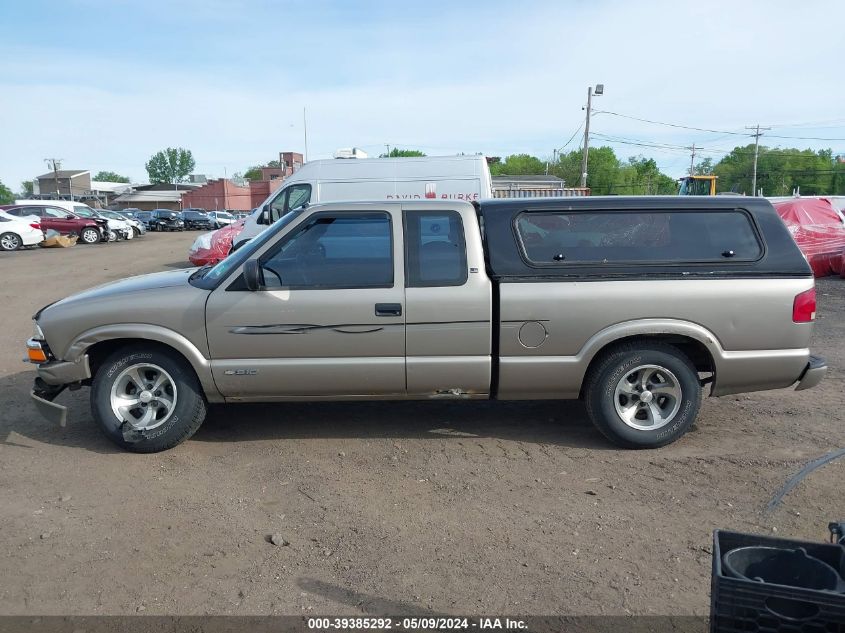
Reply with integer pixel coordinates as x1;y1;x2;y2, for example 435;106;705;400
180;179;253;211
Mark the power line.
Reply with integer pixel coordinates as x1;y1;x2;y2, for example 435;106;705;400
593;109;845;142
593;110;748;136
590;133;841;159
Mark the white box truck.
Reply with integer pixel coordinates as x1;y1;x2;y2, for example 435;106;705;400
233;154;493;249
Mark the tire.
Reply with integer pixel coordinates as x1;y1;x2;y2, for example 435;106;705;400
108;229;119;242
80;227;100;244
91;345;207;453
0;232;22;251
583;341;701;449
132;227;141;238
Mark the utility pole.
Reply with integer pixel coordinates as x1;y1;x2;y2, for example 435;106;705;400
580;84;603;189
45;158;62;197
745;124;771;196
688;144;697;176
385;144;391;157
303;107;309;162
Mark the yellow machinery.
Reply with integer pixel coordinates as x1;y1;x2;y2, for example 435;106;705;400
677;175;717;195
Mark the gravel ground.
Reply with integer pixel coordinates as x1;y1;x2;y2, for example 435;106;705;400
0;232;842;616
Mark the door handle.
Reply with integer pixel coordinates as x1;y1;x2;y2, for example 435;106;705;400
374;303;402;317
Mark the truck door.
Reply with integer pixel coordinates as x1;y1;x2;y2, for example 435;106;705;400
204;206;406;398
402;206;492;396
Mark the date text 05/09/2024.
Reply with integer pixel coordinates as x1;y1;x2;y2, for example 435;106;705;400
307;617;528;630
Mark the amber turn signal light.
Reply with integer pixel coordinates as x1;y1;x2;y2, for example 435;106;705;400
27;347;48;363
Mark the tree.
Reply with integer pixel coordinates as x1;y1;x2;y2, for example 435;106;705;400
0;180;13;205
145;147;196;184
93;171;130;183
20;180;33;197
713;145;838;196
694;157;714;175
489;154;546;176
379;148;426;158
243;160;282;181
551;147;676;194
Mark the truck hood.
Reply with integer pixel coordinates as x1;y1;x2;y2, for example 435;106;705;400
43;268;199;312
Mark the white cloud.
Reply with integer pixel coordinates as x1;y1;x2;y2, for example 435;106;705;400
1;0;843;189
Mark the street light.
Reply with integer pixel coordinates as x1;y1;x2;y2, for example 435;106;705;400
580;83;604;189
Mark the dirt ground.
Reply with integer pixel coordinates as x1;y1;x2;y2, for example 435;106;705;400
0;232;842;617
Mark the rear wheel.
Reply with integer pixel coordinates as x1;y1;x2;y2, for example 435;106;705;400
80;227;100;244
91;345;207;452
584;342;701;448
0;232;22;251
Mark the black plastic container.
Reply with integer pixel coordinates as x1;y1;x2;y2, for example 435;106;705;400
711;530;845;632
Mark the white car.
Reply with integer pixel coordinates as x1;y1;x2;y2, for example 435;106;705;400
71;208;133;241
0;210;45;251
206;210;236;229
98;209;145;237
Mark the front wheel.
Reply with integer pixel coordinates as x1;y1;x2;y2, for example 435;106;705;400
0;232;22;251
80;227;100;244
91;345;207;452
584;342;701;449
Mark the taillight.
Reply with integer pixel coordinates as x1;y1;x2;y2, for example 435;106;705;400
30;223;41;230
793;288;816;323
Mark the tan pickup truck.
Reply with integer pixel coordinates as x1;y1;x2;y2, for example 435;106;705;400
28;197;826;452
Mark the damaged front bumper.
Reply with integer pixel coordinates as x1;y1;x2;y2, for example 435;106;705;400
30;355;91;426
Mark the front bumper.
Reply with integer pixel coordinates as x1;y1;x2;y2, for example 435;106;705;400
30;355;92;426
795;355;827;391
31;386;68;426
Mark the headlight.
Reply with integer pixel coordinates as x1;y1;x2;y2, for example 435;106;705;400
32;320;45;340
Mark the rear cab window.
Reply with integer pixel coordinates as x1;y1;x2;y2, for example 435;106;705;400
404;210;468;287
515;209;763;265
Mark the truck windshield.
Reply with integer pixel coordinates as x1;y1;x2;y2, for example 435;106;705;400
191;209;302;289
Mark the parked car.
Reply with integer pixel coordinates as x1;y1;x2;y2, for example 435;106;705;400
1;204;105;244
27;197;826;453
98;209;145;237
149;209;185;232
206;210;236;229
68;206;133;241
117;208;143;220
0;210;44;251
11;200;130;241
133;210;153;228
181;209;213;230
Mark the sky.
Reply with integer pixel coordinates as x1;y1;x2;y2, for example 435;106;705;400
2;0;844;190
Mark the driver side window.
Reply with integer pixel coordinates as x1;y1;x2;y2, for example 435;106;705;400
260;212;393;290
269;184;311;223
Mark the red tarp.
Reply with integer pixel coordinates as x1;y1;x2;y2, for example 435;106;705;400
188;220;247;266
772;198;845;277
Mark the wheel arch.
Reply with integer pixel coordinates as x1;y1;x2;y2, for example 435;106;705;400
65;325;222;402
577;320;721;397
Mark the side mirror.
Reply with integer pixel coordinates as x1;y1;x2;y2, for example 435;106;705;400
257;206;270;225
66;215;74;219
243;259;264;291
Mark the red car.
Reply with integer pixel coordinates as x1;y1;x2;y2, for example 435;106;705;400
0;204;105;244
